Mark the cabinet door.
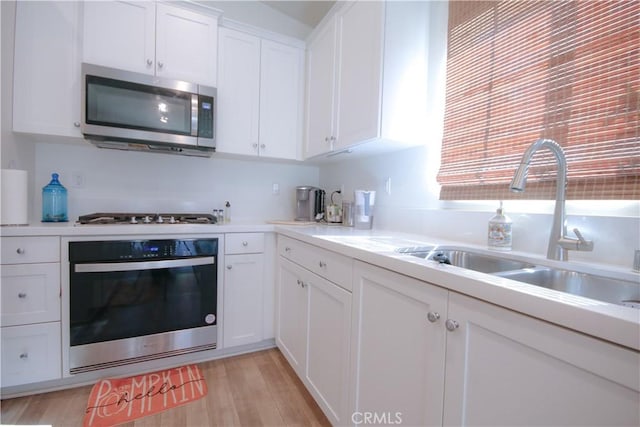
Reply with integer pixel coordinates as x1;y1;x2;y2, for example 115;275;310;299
305;271;352;426
156;3;218;86
82;1;155;74
216;28;261;156
443;292;640;426
334;1;384;150
13;1;82;137
223;254;264;348
305;19;337;158
259;40;304;160
1;263;61;327
276;258;308;376
1;323;62;387
351;261;448;427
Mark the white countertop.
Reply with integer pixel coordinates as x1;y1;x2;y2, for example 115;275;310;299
275;225;640;351
3;221;639;350
0;221;275;236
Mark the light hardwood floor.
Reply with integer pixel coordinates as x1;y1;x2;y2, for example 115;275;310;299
0;348;331;426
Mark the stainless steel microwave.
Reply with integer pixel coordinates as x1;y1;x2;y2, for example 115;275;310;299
81;63;216;157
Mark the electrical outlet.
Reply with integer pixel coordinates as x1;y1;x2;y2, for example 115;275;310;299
71;172;84;188
272;183;280;195
385;177;391;195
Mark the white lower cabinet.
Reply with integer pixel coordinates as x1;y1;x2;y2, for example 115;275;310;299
223;233;266;348
1;323;62;388
443;292;640;426
350;260;640;427
223;253;264;348
1;236;62;389
351;261;448;426
277;237;353;426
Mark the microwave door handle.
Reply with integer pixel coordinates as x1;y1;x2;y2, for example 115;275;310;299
191;94;199;136
74;257;215;273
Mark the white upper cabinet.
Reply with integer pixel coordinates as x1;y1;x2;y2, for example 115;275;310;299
83;1;218;86
217;27;304;160
216;28;261;156
304;0;449;159
13;1;82;137
305;19;337;158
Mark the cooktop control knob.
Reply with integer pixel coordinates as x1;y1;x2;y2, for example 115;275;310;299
157;215;164;224
143;216;152;224
169;216;177;224
130;216;138;224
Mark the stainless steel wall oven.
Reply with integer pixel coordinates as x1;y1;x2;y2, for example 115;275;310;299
68;238;218;373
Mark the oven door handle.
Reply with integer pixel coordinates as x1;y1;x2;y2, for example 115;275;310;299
74;257;215;273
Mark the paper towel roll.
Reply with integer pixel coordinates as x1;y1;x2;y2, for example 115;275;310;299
1;169;29;226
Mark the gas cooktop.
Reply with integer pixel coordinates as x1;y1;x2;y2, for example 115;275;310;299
77;213;217;225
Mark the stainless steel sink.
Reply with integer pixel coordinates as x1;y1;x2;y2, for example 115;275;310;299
496;267;640;307
397;246;535;274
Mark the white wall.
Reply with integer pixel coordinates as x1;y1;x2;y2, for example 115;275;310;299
34;142;318;223
319;145;640;270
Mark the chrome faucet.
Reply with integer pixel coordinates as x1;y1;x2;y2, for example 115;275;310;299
510;138;593;261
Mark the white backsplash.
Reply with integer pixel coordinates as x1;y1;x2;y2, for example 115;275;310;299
320;145;640;270
34;142;319;223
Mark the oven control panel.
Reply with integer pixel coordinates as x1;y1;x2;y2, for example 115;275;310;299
69;238;218;262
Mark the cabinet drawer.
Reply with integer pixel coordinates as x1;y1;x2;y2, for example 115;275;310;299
1;322;62;387
1;263;61;327
1;237;60;264
225;233;265;254
279;236;353;291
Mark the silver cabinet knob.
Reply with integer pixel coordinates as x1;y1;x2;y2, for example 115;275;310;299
285;247;291;252
226;265;232;270
319;261;326;268
242;241;248;247
157;61;164;69
19;353;28;360
16;248;25;254
445;319;459;331
252;143;258;148
18;292;27;299
427;312;440;323
260;144;266;149
73;122;80;127
324;137;329;142
146;59;153;66
330;136;336;141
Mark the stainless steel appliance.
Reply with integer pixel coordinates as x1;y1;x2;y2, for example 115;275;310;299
295;186;325;221
81;63;216;157
68;237;218;373
77;212;216;225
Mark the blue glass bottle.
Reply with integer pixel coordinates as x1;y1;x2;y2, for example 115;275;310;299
42;173;68;222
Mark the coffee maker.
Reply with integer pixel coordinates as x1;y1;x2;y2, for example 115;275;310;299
295;186;325;221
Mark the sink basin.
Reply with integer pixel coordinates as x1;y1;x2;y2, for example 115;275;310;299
398;246;535;274
496;267;640;307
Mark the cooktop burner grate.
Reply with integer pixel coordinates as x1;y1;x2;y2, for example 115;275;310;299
77;213;217;225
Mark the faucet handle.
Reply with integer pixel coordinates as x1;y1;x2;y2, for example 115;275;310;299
558;228;594;252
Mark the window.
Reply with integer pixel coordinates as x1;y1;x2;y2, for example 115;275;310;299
437;0;639;200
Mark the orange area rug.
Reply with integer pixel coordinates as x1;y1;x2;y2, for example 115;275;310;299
83;364;207;427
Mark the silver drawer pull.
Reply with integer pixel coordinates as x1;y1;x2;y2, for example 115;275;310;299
226;265;232;270
445;319;460;332
427;312;440;323
18;292;27;299
16;248;25;254
19;353;28;360
242;241;248;247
